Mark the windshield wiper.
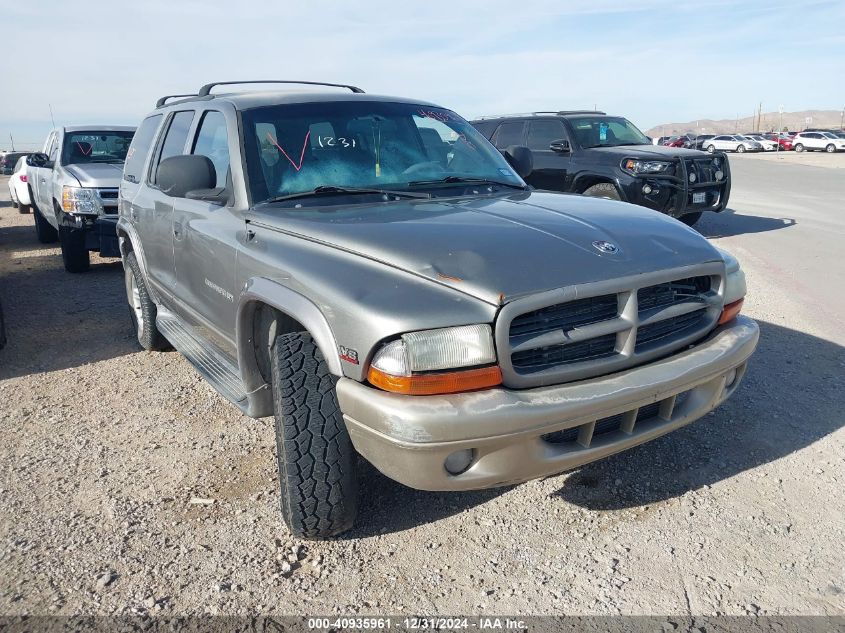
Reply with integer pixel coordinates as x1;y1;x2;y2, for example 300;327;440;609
407;176;528;190
263;185;431;204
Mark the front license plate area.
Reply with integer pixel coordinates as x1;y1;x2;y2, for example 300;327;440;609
692;192;706;204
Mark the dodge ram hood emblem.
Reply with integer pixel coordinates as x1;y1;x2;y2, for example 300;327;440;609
592;240;619;254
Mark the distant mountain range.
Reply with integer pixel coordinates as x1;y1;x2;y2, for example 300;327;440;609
644;110;844;137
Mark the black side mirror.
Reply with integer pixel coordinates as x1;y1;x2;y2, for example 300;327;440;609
549;139;571;153
26;152;49;168
156;155;218;200
502;145;533;179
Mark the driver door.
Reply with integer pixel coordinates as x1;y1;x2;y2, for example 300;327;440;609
524;119;571;191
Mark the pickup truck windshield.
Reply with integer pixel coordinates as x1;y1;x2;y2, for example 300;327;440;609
242;102;523;204
61;131;135;165
569;116;651;149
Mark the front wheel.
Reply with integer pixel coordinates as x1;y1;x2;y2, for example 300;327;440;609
706;145;716;153
826;144;836;153
736;144;746;153
582;182;621;201
794;143;804;152
271;332;358;538
59;227;90;273
18;203;30;215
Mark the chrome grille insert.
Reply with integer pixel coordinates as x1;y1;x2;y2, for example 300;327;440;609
496;263;725;388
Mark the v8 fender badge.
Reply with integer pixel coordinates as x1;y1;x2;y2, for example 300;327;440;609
339;346;359;365
592;240;619;254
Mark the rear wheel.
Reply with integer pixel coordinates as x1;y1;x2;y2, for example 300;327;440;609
124;250;169;350
59;227;90;273
825;144;836;153
679;211;703;227
794;143;804;152
271;332;358;538
582;182;621;201
33;206;59;244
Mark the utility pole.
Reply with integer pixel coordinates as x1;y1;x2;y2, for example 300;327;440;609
841;105;844;131
8;134;14;151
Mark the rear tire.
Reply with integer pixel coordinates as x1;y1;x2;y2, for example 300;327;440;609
825;144;836;153
582;182;621;201
271;332;358;539
124;251;169;351
679;211;703;227
33;206;59;244
794;143;804;152
59;227;90;273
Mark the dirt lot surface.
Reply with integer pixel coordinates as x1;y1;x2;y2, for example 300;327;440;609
0;161;843;618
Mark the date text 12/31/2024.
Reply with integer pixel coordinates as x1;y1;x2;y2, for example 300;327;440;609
307;617;528;630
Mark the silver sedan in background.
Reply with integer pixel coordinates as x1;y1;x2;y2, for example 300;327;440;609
704;135;763;153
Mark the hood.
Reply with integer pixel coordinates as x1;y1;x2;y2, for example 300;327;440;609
587;144;711;159
64;163;124;187
248;191;721;305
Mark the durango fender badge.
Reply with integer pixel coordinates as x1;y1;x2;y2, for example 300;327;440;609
339;346;359;365
592;240;619;254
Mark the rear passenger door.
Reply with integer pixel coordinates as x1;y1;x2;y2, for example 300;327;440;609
171;109;239;357
524;119;571;191
141;110;195;294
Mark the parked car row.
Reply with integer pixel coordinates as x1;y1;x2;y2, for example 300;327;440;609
3;81;758;538
651;129;845;153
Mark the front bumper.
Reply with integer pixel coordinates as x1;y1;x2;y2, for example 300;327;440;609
58;213;120;257
337;316;758;491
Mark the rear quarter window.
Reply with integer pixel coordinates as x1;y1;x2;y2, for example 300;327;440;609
124;114;163;183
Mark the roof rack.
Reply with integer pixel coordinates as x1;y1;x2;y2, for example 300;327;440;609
156;94;197;108
474;110;606;120
197;80;365;97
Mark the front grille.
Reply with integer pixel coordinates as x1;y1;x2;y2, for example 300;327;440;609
102;206;118;215
685;157;721;184
498;264;724;388
638;277;711;312
98;189;118;199
510;294;617;337
542;391;689;446
512;333;616;371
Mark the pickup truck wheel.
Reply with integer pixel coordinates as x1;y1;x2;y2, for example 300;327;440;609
679;211;702;226
582;183;621;201
124;251;169;351
33;207;59;244
18;204;31;215
59;227;90;273
271;332;358;538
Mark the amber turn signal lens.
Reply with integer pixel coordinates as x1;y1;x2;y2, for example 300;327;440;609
368;365;503;395
718;298;744;325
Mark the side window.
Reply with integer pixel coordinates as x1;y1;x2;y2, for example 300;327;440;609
527;120;568;150
191;111;230;188
150;110;195;184
124;114;162;183
472;121;498;140
493;121;526;148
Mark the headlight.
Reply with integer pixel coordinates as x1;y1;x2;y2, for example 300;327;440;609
621;158;673;175
717;248;746;306
62;186;97;214
368;324;501;395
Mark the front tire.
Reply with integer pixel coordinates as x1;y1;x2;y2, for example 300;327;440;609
736;144;746;153
18;203;30;215
33;206;59;244
826;144;836;153
582;182;621;201
271;332;358;538
59;227;90;273
706;145;716;153
794;143;804;152
124;251;169;351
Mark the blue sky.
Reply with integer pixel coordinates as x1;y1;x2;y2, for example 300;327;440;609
2;0;843;150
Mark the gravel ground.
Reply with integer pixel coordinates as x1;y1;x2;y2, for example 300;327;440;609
0;164;843;618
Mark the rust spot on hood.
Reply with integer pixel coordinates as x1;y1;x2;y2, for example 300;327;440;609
437;272;463;282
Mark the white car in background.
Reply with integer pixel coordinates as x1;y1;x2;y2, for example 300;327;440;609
745;135;778;151
704;135;763;153
792;131;845;153
7;155;31;214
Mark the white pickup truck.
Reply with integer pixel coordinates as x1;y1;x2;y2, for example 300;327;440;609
27;125;135;272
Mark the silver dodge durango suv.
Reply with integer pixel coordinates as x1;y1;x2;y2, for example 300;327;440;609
118;80;758;538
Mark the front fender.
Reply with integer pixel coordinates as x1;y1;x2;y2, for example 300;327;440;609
236;277;343;417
